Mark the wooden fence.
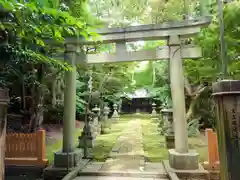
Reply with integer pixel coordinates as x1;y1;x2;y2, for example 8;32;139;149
5;129;48;166
203;128;220;171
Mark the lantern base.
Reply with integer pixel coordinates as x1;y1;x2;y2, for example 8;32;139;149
165;135;175;149
168;149;199;170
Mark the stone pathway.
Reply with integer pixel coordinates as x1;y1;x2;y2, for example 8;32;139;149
75;119;168;180
100;119;145;172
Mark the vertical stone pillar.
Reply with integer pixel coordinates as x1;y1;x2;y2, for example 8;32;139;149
111;103;119;120
53;44;82;168
62;44;77;153
169;35;188;153
212;80;240;180
168;35;198;170
0;89;9;180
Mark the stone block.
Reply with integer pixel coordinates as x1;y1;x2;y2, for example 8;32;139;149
54;149;83;168
168;149;199;170
165;135;175;149
43;159;89;180
78;136;95;148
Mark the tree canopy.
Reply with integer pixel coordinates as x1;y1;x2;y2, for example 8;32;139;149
1;0;240;132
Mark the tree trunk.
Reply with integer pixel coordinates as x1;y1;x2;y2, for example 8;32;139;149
185;86;208;122
186;97;198;121
52;78;57;107
28;65;44;132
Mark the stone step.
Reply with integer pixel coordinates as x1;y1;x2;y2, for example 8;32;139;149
78;171;168;179
73;176;169;180
79;162;168;179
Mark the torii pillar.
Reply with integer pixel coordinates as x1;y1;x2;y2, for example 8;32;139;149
168;35;198;170
53;43;82;168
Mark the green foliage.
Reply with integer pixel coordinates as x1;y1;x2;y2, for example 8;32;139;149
0;0;99;130
182;1;240;129
75;62;136;113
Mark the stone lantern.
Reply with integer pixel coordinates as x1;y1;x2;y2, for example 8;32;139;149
92;105;101;136
151;102;158;121
78;113;94;158
0;89;9;179
111;103;119;121
161;108;174;149
101;104;110;134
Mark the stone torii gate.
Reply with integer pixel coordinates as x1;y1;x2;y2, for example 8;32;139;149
46;16;211;176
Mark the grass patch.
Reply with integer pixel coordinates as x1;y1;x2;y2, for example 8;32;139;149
141;116;208;162
46;130;82;164
189;137;208;162
92;117;131;161
141;117;168;162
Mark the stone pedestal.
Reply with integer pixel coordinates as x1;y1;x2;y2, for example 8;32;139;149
168;149;199;170
212;80;240;180
54;149;83;168
111;103;119;121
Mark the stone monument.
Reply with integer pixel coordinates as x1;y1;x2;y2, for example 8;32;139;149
212;80;240;180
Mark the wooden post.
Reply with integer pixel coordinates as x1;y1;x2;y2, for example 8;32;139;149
205;128;219;170
37;129;46;160
0;89;9;180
